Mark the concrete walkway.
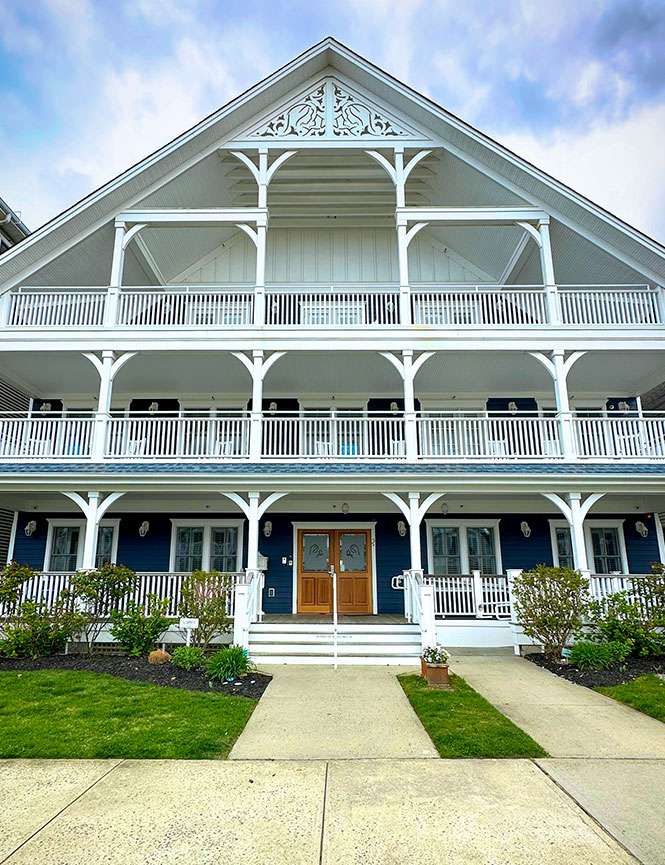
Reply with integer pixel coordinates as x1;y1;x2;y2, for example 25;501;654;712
0;759;638;865
230;665;438;759
451;654;665;758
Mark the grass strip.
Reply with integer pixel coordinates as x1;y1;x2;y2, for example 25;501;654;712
399;673;548;758
0;669;256;759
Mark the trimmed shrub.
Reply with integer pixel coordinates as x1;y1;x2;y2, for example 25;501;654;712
0;562;37;614
511;564;589;659
178;570;233;650
207;645;254;682
171;645;206;671
109;595;170;657
0;600;86;658
67;563;137;654
568;639;631;670
586;590;665;658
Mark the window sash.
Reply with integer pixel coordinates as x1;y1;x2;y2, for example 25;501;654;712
430;525;497;574
590;527;623;574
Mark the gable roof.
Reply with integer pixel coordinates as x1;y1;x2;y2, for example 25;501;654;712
2;36;665;290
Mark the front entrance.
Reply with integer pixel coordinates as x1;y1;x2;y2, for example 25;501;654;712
297;528;373;614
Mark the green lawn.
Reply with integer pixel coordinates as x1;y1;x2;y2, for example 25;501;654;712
0;670;256;759
596;674;665;723
399;673;548;758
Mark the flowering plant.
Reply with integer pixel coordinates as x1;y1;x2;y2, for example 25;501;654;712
421;645;450;665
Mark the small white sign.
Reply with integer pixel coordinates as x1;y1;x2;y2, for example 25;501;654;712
179;617;200;630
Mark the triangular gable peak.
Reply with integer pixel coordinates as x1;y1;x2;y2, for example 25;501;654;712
230;74;432;146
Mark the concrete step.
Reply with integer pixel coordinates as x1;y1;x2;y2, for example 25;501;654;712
249;630;421;644
250;654;422;665
249;642;421;656
249;623;420;635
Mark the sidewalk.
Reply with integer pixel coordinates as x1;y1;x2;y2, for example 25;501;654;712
230;664;437;759
451;654;665;758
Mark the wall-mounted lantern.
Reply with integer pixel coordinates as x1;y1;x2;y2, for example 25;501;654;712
635;521;649;538
520;521;532;538
24;520;37;537
263;520;273;538
138;521;150;537
397;520;407;537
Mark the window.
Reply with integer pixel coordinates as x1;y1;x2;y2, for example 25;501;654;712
427;521;502;575
549;520;627;573
44;520;120;571
170;520;243;573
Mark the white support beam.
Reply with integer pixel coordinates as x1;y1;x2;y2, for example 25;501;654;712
83;351;137;460
382;491;445;570
541;491;605;572
381;350;435;461
231;350;286;459
116;208;268;227
63;491;125;570
529;350;586;459
220;491;287;569
396;206;549;227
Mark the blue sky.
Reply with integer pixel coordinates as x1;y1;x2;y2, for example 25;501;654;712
1;0;664;241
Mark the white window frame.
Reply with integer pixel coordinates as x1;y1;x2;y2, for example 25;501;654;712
425;519;503;574
549;519;628;573
169;519;244;573
43;518;120;572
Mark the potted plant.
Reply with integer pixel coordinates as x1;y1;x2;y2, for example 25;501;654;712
420;645;451;685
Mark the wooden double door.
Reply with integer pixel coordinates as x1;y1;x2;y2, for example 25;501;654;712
297;528;373;614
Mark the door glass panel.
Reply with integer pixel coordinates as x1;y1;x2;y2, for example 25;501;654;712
175;526;204;572
555;527;574;569
210;527;238;572
339;533;366;572
590;527;623;573
96;525;115;568
302;533;329;571
467;527;497;575
50;526;80;571
431;527;461;574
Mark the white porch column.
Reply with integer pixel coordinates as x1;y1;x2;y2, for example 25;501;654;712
541;491;604;572
383;491;444;571
63;491;125;570
530;349;586;460
221;491;287;570
381;350;435;462
83;351;137;461
106;223;126;327
232;350;286;461
538;220;561;326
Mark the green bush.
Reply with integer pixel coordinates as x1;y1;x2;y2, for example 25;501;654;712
0;562;37;613
0;600;86;658
568;639;631;670
586;590;665;658
171;645;206;671
178;570;233;650
511;564;589;659
109;595;170;657
207;645;254;682
67;563;137;654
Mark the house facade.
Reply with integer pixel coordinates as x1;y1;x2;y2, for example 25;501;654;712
1;39;665;662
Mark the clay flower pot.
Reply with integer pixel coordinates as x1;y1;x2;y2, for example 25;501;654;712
421;657;450;685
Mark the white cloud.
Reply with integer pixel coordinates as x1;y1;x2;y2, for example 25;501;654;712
499;101;665;241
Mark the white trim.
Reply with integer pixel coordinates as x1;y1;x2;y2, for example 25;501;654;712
168;518;244;572
43;517;121;571
291;521;378;615
425;519;503;574
583;519;628;574
7;510;18;564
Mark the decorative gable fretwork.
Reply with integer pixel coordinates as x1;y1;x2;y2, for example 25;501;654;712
242;77;421;141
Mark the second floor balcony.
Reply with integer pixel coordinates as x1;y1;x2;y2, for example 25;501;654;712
3;282;663;331
0;410;663;464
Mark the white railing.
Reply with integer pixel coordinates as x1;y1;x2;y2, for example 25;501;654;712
559;285;660;325
117;287;254;327
106;415;251;459
411;285;549;326
265;285;401;326
5;284;663;328
7;288;107;327
233;569;264;649
0;416;94;459
573;414;665;459
423;572;512;619
399;569;436;649
261;413;407;459
0;571;243;619
418;414;562;460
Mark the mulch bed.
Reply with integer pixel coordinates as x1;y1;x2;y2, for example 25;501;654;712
527;652;665;689
0;654;272;700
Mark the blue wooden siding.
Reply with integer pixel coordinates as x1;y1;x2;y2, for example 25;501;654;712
10;510;663;613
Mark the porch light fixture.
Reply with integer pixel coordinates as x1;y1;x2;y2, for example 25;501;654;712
508;401;519;414
138;521;150;537
618;401;630;411
520;521;532;538
263;520;273;538
24;520;37;537
39;402;52;414
148;402;159;415
635;521;649;538
268;401;278;414
341;502;350;515
440;502;449;515
390;401;399;414
397;520;407;537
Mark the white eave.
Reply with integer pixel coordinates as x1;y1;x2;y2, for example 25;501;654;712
1;37;665;290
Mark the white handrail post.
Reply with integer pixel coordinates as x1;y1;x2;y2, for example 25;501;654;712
538;220;561;326
420;583;436;650
655;285;665;325
106;222;125;327
0;291;11;327
403;351;417;462
233;583;249;648
505;569;521;621
472;569;484;618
